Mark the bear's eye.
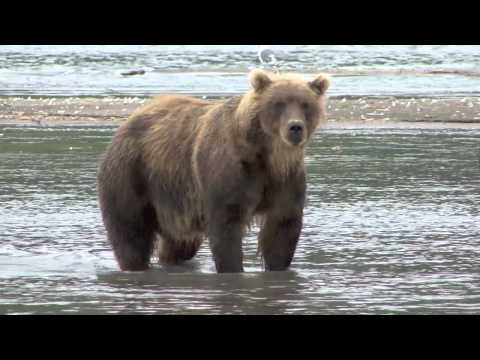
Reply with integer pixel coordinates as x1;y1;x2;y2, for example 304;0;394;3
301;102;313;117
274;101;286;112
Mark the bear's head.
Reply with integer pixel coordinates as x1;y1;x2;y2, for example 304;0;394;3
237;69;330;149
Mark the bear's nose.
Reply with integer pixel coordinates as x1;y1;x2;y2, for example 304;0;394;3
288;122;304;134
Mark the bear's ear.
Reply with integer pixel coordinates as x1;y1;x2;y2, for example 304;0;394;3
309;74;331;96
250;69;272;92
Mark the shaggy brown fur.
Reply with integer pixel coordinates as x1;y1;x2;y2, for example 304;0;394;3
97;69;330;273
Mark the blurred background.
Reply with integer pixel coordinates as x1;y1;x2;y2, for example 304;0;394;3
0;45;479;97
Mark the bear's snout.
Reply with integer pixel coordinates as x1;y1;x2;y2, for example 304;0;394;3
287;120;306;145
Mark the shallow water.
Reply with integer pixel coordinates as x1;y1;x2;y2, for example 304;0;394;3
1;125;479;314
0;45;479;97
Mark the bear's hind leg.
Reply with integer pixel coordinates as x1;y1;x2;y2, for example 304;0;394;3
104;203;159;271
207;204;248;273
158;235;203;265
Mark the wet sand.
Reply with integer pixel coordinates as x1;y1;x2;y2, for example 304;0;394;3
1;96;480;129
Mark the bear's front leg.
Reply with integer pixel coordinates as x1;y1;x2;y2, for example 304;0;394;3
258;213;303;271
207;204;247;273
258;174;306;271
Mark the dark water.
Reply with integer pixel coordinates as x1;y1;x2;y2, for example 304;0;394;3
0;45;479;97
1;125;479;314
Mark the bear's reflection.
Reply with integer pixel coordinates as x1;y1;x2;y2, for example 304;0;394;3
97;266;310;315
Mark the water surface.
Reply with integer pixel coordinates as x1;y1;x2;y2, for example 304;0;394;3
1;125;479;314
0;45;479;97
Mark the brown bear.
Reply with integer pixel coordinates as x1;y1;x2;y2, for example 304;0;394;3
97;69;330;273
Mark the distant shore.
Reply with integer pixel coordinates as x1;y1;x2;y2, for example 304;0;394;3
1;95;480;129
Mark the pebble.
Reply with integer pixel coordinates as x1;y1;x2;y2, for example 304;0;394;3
121;69;145;76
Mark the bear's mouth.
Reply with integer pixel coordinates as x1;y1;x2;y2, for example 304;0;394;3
287;132;305;146
281;133;307;148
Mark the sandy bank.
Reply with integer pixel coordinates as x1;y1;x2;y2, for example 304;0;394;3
1;96;480;129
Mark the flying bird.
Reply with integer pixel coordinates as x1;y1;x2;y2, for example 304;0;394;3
257;46;277;65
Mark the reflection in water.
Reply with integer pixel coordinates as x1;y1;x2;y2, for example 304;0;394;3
0;125;479;314
96;269;309;315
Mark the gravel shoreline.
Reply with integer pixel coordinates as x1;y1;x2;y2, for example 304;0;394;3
1;95;480;129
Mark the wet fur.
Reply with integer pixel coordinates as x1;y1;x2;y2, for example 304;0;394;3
97;70;330;273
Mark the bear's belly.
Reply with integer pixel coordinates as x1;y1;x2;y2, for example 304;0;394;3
150;178;206;239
